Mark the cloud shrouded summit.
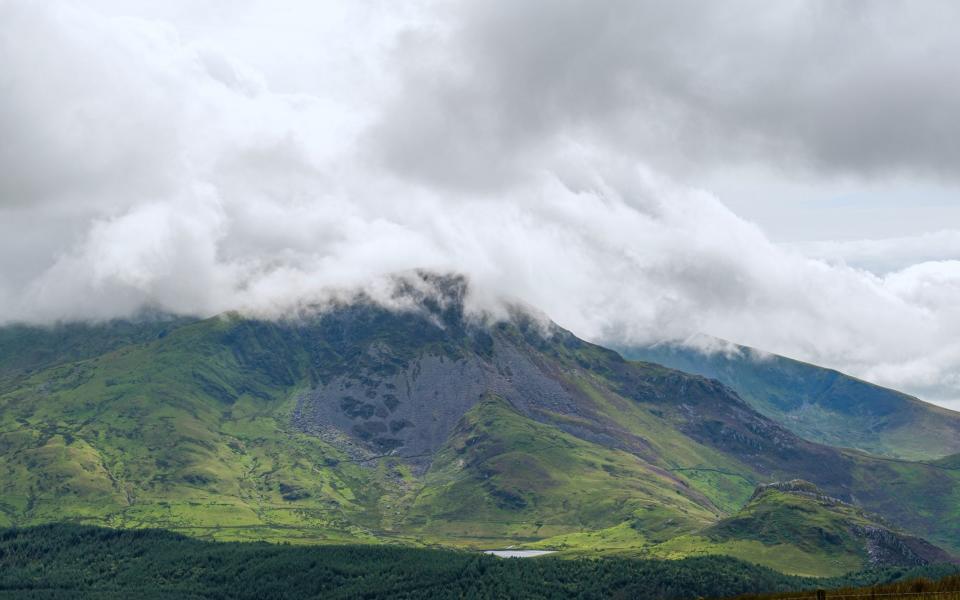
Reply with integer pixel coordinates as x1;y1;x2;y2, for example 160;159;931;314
2;0;960;407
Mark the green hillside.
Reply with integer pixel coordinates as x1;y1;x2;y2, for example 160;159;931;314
0;275;958;567
651;480;955;577
0;315;196;383
619;340;960;460
405;395;719;546
0;314;395;543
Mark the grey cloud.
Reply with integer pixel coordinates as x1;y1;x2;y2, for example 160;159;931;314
372;0;960;189
0;4;184;208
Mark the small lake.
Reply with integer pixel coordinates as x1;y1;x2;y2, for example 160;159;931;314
483;550;557;558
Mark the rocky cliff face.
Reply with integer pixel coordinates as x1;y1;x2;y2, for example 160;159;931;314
750;479;847;505
854;525;927;566
854;525;958;567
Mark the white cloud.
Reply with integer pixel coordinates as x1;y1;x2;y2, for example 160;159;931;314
3;1;960;408
792;231;960;274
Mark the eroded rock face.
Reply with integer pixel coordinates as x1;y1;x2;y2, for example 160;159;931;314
751;479;847;504
854;525;927;566
853;525;959;567
292;336;581;465
294;353;489;461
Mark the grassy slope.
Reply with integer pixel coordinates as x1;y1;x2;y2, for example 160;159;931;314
405;395;720;547
533;478;958;577
0;317;196;383
619;342;960;460
0;316;402;542
843;451;960;555
651;487;887;577
554;369;760;515
508;331;764;515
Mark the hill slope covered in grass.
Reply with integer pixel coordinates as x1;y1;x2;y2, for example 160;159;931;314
0;315;197;384
650;480;956;577
619;340;960;460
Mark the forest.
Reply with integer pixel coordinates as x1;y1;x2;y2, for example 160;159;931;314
0;525;957;600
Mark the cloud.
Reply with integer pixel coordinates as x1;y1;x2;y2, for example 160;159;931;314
3;1;960;408
371;0;960;187
791;231;960;274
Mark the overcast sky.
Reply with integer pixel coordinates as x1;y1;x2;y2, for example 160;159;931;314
3;0;960;408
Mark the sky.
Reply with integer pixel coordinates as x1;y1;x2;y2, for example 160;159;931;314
2;0;960;408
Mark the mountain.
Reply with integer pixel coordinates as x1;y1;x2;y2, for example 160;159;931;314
650;480;956;577
0;273;958;565
618;339;960;460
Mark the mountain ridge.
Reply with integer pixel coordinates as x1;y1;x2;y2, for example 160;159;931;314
618;338;960;460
